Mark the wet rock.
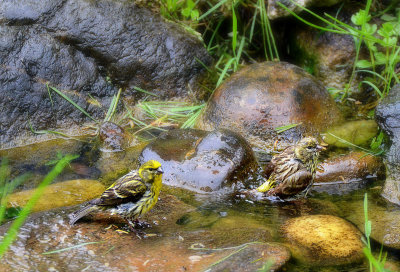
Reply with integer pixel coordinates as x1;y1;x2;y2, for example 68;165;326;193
0;194;284;272
0;0;212;100
281;215;364;265
0;138;83;167
275;198;342;219
177;210;274;247
98;122;132;152
313;152;385;194
196;62;343;152
205;242;291;272
323;120;378;148
7;179;106;212
268;0;342;20
289;20;360;93
139;129;260;193
0;25;117;146
344;199;400;250
375;84;400;205
94;143;148;185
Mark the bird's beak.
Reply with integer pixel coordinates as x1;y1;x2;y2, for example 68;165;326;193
317;141;328;151
157;167;164;174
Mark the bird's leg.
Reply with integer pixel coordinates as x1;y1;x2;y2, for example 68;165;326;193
127;220;147;239
134;219;151;229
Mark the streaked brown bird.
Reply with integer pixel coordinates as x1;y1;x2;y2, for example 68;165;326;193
257;137;325;198
69;160;163;231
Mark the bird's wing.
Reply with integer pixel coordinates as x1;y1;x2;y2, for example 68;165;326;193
273;157;302;184
95;171;147;206
268;169;312;197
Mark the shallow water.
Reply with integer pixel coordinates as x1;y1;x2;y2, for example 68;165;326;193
1;137;399;271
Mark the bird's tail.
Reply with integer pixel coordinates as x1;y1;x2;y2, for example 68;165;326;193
256;179;275;193
69;203;99;225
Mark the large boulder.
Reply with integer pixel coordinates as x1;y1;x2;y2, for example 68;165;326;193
0;0;211;147
196;62;343;152
139;129;260;193
0;25;117;147
375;84;400;205
0;0;212;99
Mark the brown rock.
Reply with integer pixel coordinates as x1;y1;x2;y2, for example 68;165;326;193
315;151;385;184
196;62;343;152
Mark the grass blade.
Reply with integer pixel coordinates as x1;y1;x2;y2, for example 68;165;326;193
42;241;104;255
133;86;158;97
198;0;228;21
49;86;97;123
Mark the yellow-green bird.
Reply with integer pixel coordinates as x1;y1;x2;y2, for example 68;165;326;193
69;160;163;230
257;137;325;198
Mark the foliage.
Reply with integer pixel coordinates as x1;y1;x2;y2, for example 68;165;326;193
160;0;200;21
0;154;78;258
278;0;400;100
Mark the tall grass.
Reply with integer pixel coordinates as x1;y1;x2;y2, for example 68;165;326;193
0;154;78;258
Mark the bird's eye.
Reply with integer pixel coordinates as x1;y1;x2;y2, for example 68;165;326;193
307;146;314;150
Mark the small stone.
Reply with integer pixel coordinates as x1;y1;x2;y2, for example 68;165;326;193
219;212;228;217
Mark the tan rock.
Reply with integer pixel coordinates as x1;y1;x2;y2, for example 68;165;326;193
7;179;105;212
281;214;364;265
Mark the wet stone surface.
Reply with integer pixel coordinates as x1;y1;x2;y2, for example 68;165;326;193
7;179;106;213
0;0;211;147
313;151;385;194
344;199;400;250
196;61;343;152
376;83;400;205
206;242;291;272
98;122;133;152
139;129;260;193
280;214;364;266
289;12;362;94
0;194;290;272
0;25;117;146
0;0;211;100
323;120;378;148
